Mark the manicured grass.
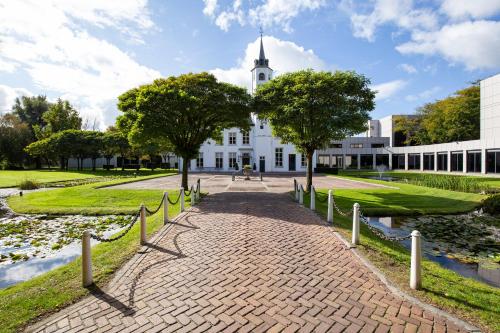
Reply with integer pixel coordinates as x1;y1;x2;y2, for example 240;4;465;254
0;169;176;188
0;193;189;333
304;185;499;332
8;173;179;215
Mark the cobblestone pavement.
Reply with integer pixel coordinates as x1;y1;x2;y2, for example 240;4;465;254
108;173;390;193
28;192;468;333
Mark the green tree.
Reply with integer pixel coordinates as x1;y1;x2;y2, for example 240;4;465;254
0;114;32;169
254;70;374;191
118;72;251;188
34;99;82;139
102;130;131;170
12;95;50;168
396;84;480;145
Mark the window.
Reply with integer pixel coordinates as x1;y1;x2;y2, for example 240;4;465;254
467;151;481;173
451;152;463;172
392;154;405;169
259;72;265;80
196;152;203;168
437;153;447;171
345;155;358;169
215;152;223;169
408;154;420;170
375;154;389;167
350;143;363;148
301;154;306;167
360;154;373;169
242;131;250;145
329;143;342;148
423;154;435;170
229;152;237;169
371;143;384;148
331;155;343;168
486;150;500;173
228;132;236;145
275;148;283;167
317;155;330;167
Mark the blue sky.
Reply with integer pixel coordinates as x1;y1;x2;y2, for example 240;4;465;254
1;0;499;129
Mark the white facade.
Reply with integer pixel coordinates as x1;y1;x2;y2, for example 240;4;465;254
318;73;500;175
181;35;312;173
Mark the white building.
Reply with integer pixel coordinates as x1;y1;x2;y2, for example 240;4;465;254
180;35;314;173
316;73;500;175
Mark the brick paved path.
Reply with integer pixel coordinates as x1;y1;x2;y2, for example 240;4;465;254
29;192;469;333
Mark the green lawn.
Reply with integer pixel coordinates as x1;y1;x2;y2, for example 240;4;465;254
0;193;189;333
8;173;180;215
305;182;499;332
0;169;177;188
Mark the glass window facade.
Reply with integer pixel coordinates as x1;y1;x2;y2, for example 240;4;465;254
317;154;330;167
228;152;236;168
371;143;384;148
331;155;343;168
350;143;363;148
242;131;250;145
408;154;420;170
360;154;373;169
437;153;447;171
345;155;358;169
196;152;203;168
486;150;500;173
228;132;236;145
275;148;283;167
375;154;389;167
451;152;463;172
392;154;405;169
423;154;434;170
467;151;481;173
329;143;342;148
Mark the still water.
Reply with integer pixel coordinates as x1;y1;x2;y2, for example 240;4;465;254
366;216;500;288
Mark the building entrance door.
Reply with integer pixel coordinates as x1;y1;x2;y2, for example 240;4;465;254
289;154;296;171
259;156;265;172
242;153;250;167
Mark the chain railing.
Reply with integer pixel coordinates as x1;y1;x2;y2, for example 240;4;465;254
291;179;422;290
82;182;201;287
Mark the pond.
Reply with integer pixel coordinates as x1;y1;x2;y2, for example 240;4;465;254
0;191;132;288
365;214;500;288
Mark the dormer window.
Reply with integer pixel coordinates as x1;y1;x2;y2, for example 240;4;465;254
258;73;265;81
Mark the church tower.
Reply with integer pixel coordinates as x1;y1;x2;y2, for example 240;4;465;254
251;32;273;93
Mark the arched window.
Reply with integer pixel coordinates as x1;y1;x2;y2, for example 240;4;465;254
258;72;265;81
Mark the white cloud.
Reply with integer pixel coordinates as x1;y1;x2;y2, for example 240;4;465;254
203;0;325;32
0;0;160;129
398;63;417;74
371;79;407;100
405;86;441;102
396;20;500;70
441;0;500;20
210;36;326;90
0;85;32;114
347;0;438;42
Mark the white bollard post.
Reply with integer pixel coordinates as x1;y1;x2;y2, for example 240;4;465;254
327;190;333;224
410;230;422;290
180;188;185;212
260;173;263;181
352;203;360;246
299;185;304;205
310;186;316;211
232;174;235;181
197;179;201;200
191;186;196;205
294;180;299;202
140;204;147;245
82;230;92;287
163;192;169;224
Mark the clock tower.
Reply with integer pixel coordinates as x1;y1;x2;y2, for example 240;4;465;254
251;31;273;93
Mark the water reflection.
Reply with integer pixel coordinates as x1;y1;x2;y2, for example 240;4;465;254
366;216;500;288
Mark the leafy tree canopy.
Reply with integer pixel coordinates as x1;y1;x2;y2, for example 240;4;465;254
254;69;375;190
117;72;251;188
395;84;480;145
34;98;82;139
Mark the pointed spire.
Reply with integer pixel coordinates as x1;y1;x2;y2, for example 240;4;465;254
259;26;266;61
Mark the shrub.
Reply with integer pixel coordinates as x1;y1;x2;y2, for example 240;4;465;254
482;194;500;215
19;179;40;190
405;174;489;193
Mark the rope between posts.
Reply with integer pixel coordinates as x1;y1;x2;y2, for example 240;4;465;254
184;187;193;196
358;211;412;242
145;195;165;216
90;210;141;242
167;191;182;205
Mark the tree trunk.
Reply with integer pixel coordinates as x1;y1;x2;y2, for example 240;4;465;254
306;151;314;192
181;157;189;190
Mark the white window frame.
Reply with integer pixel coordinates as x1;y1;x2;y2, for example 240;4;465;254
228;132;236;145
275;148;283;167
301;154;306;167
196;152;204;168
229;152;237;168
215;152;223;169
242;131;250;145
